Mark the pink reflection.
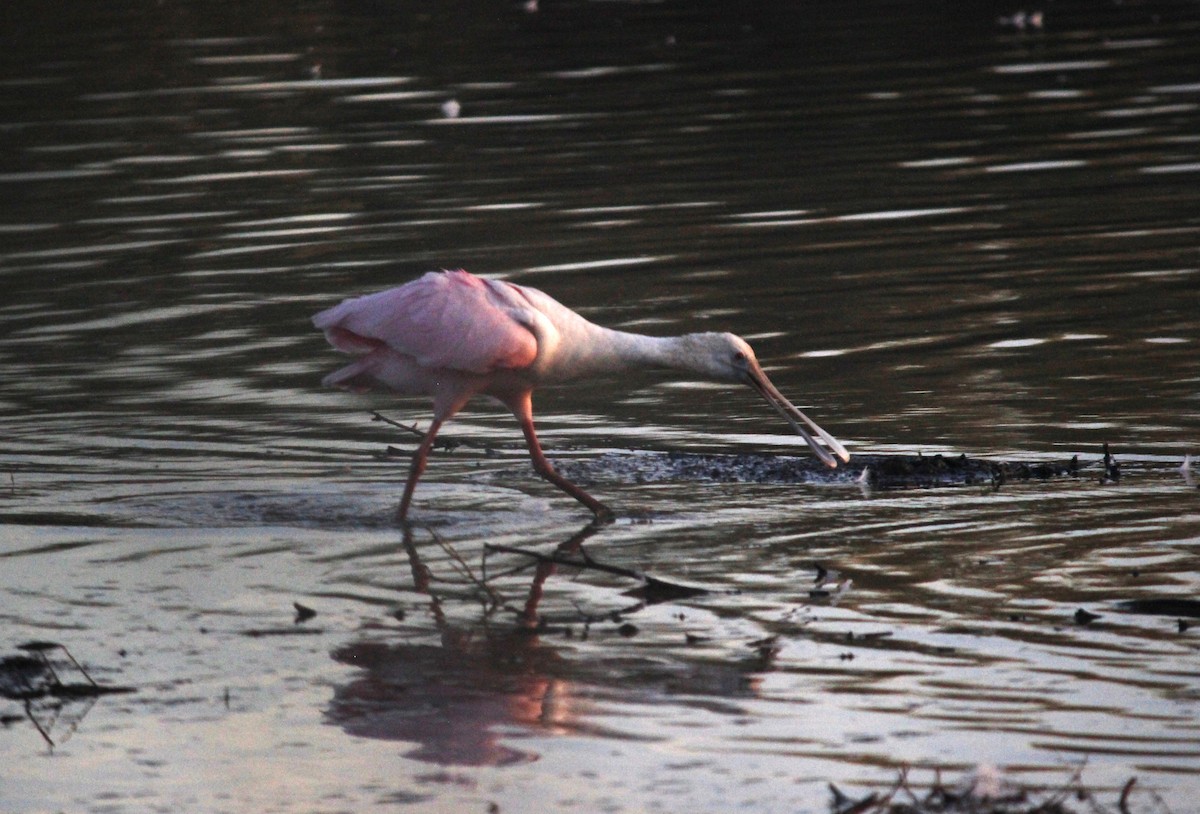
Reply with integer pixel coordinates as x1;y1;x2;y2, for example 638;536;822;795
328;635;581;766
325;523;764;767
325;524;599;766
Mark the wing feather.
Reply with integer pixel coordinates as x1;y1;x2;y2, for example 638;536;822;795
312;270;538;375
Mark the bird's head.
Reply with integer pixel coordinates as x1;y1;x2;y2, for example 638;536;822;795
678;331;759;382
682;332;850;468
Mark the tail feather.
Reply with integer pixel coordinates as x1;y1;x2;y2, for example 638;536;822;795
322;358;378;393
320;325;383;354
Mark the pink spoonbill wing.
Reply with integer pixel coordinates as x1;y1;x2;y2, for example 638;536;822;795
313;270;538;375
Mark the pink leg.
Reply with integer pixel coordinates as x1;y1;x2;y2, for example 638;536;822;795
509;392;614;522
397;417;445;523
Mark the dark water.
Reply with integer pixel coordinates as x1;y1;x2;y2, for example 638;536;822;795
2;1;1199;811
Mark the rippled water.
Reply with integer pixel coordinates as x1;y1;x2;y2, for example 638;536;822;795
2;1;1199;812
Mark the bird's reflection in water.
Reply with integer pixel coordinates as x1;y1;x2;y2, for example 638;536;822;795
325;523;599;766
326;637;570;766
325;522;765;767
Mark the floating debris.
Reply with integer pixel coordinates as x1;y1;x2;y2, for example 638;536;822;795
485;541;718;605
1100;443;1120;484
241;627;324;638
0;643;134;750
554;450;1085;491
830;766;1169;814
2;642;133;700
1115;598;1200;619
812;564;843;588
294;602;318;624
370;410;496;456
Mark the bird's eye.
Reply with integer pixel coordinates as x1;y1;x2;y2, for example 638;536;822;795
732;351;747;364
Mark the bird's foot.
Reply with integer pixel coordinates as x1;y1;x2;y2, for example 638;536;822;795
590;503;616;525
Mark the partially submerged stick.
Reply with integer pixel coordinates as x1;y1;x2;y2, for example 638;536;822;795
485;542;718;602
370;411;496;453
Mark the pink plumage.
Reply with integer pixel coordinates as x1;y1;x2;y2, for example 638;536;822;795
314;269;537;378
315;269;848;522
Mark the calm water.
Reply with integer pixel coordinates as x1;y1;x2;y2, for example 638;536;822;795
2;1;1199;811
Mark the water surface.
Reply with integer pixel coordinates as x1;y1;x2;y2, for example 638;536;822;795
2;1;1198;812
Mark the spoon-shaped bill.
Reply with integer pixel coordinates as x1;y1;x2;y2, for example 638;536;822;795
744;365;850;467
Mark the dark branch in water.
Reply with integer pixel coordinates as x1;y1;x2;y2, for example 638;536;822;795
1100;442;1121;484
486;542;643;579
484;542;719;603
1114;598;1200;619
1;643;135;751
829;766;1172;814
369;411;497;455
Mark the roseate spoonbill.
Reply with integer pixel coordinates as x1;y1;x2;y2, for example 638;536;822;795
314;269;849;522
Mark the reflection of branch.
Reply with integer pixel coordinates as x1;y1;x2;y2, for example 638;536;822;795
3;644;133;752
486;543;644;581
428;527;504;608
24;698;54;749
829;762;1159;814
400;522;718;636
486;542;717;603
506;523;602;628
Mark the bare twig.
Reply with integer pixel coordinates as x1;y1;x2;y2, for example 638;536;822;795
485;542;718;603
23;699;55;749
826;765;1170;814
485;542;647;582
55;644;96;688
369;411;497;453
369;410;424;437
1118;777;1137;814
428;527;504;607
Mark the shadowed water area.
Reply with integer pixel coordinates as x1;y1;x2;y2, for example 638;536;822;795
2;1;1199;812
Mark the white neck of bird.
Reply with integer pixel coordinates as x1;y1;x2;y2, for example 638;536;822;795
574;326;707;378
